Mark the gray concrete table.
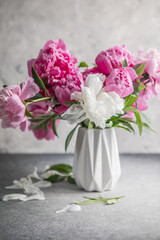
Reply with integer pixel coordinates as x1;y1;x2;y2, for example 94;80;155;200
0;154;160;240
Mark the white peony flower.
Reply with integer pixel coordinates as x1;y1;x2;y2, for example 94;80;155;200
62;74;124;129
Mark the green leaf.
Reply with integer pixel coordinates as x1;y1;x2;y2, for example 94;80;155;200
121;59;127;67
46;164;72;175
88;121;94;129
123;106;143;135
121;118;135;124
142;122;157;133
114;125;132;133
29;118;45;122
138;83;146;92
44;119;51;133
67;176;76;184
105;199;117;205
133;82;140;94
31;93;44;100
52;119;58;137
78;62;88;68
45;174;66;183
134;111;143;135
140;112;151;124
125;94;138;108
93;63;97;67
25;108;34;118
41;78;48;85
133;81;147;95
31;119;47;130
83;196;97;200
140;72;149;82
123;106;137;112
65;125;79;152
32;67;49;96
31;122;45;130
75;195;125;205
31;113;58;131
65;101;76;107
75;199;105;205
119;121;135;134
133;63;145;77
122;117;156;134
98;194;104;199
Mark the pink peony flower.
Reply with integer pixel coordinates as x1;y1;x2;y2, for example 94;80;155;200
0;77;39;131
134;85;153;111
28;102;60;140
136;48;160;95
27;39;83;113
95;45;134;75
105;67;137;98
31;120;59;140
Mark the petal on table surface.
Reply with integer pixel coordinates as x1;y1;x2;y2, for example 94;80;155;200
56;204;81;213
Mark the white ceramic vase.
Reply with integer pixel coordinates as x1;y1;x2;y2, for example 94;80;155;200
73;127;121;192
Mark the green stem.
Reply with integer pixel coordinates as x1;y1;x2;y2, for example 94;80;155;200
24;97;52;106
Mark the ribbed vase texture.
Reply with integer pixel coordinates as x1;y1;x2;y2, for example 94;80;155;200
73;127;121;192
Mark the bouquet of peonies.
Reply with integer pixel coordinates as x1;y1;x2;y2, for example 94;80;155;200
0;39;159;150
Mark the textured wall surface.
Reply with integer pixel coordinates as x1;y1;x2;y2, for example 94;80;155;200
0;0;160;153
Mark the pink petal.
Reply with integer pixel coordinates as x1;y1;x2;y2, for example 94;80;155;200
95;52;113;75
20;117;29;132
27;59;36;77
125;67;138;81
20;77;40;100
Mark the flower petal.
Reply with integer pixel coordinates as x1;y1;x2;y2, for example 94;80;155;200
20;77;40;100
56;204;81;213
2;192;45;201
86;74;105;95
27;167;41;180
22;191;45;201
125;67;138;81
62;104;86;123
34;181;52;188
2;194;28;201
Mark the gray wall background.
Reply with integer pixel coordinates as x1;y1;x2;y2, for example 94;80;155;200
0;0;160;153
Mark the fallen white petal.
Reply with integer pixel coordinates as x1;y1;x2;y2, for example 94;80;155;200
56;204;81;213
43;165;50;171
5;178;31;189
2;194;28;201
34;180;52;188
6;177;44;195
23;181;40;194
5;180;23;189
3;167;48;202
2;191;45;202
27;167;41;180
22;191;45;201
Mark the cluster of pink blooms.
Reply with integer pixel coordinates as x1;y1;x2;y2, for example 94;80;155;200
27;39;82;114
0;39;160;140
0;78;39;131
